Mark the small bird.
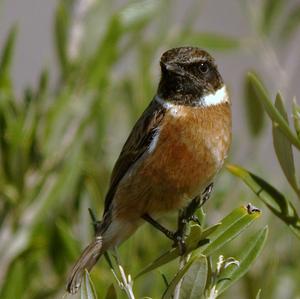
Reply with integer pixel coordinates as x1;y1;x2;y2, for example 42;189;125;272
67;46;231;294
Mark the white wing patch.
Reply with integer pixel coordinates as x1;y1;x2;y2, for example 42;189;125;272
148;129;160;153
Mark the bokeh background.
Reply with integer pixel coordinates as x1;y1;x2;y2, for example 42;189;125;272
0;0;300;298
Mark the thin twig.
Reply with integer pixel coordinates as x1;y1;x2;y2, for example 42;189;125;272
111;248;135;299
173;254;190;299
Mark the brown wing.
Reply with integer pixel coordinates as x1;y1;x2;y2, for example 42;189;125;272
103;99;166;213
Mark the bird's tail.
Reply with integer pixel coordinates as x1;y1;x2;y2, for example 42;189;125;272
66;236;104;294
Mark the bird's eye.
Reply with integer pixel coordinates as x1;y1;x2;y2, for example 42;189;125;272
199;62;209;74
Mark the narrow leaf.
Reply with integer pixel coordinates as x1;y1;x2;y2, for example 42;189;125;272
261;0;283;34
118;0;161;31
56;219;79;260
36;69;49;99
0;260;25;299
244;71;265;136
81;270;98;299
183;33;239;51
86;17;121;88
256;289;262;299
180;255;208;299
162;254;206;299
227;164;300;239
136;207;260;278
135;225;206;278
54;3;69;75
280;5;300;40
202;206;261;255
272;93;299;196
247;72;300;150
217;226;268;294
0;25;17;74
0;25;17;90
292;97;300;138
200;223;221;240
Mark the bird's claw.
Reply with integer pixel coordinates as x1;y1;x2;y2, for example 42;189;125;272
188;215;201;226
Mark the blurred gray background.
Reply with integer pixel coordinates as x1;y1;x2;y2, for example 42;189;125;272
0;0;300;187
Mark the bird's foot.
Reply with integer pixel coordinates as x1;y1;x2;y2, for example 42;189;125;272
172;231;187;255
188;215;201;226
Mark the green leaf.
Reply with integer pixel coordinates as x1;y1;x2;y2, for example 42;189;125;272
247;72;300;150
56;219;79;260
179;255;208;299
86;0;164;89
261;0;283;35
162;254;206;299
118;0;161;31
81;270;98;299
183;33;240;51
280;5;300;40
227;164;300;239
105;284;118;299
256;289;262;299
200;223;221;240
0;260;25;299
217;226;268;294
272;93;299;196
160;272;169;288
292;97;300;139
244;71;265;136
54;2;70;76
136;207;260;278
135;225;207;278
86;17;122;88
202;206;261;256
36;69;49;99
0;25;17;75
0;25;17;90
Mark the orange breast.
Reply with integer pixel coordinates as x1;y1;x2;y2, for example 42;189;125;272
114;103;231;219
148;103;230;191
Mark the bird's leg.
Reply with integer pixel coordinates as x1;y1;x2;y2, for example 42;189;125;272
142;214;186;255
142;214;176;241
183;182;214;225
173;199;201;255
143;183;214;255
201;182;214;207
173;209;188;255
173;183;214;254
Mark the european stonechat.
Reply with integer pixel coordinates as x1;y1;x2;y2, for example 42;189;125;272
67;46;231;294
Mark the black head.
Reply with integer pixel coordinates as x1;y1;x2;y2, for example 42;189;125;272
157;47;224;106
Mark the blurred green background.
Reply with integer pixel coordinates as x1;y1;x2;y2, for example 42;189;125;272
1;0;300;298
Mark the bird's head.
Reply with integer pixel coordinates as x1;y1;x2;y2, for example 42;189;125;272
158;47;227;106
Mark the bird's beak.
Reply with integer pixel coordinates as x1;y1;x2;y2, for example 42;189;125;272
164;63;186;77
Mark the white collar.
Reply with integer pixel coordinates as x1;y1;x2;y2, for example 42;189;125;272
155;85;228;108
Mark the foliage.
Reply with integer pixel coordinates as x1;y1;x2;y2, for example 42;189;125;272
0;0;300;298
228;73;300;239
